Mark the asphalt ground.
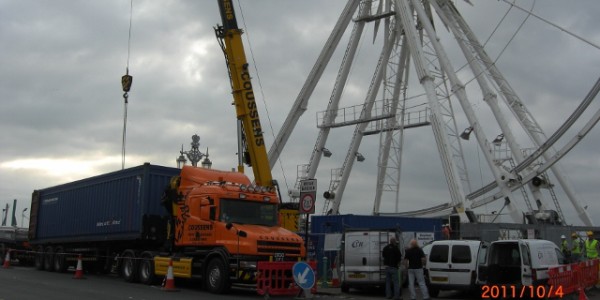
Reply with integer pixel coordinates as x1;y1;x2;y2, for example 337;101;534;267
1;264;598;300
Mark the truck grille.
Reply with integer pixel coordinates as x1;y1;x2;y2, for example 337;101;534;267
257;240;302;255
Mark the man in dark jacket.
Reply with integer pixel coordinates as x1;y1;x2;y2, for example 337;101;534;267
382;237;402;299
404;239;429;300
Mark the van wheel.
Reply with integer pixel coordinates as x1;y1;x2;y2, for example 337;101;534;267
43;246;54;272
138;252;157;285
341;282;350;293
428;286;439;298
121;251;139;283
205;258;230;294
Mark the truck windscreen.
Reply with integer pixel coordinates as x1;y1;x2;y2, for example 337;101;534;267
220;199;278;226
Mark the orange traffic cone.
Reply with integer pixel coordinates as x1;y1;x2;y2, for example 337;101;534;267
2;249;11;269
73;254;86;279
331;262;340;288
162;258;179;292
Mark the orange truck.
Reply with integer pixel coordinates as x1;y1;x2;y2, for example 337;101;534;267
155;166;305;293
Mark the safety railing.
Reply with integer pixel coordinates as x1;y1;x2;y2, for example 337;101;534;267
256;261;317;297
548;259;598;298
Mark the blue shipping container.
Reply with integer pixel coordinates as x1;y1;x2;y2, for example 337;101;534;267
29;163;180;244
311;214;444;236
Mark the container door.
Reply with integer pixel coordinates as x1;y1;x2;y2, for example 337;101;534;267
476;242;489;285
447;244;473;286
427;244;450;285
519;241;533;286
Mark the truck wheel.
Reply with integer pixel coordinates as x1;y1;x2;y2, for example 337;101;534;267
53;246;67;273
34;246;45;270
121;251;139;283
138;252;157;285
43;246;54;272
205;258;230;294
0;243;5;265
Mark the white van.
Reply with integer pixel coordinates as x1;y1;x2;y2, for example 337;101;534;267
477;239;566;286
339;230;407;292
424;240;486;297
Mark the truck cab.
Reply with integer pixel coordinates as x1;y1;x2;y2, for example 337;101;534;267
160;166;305;293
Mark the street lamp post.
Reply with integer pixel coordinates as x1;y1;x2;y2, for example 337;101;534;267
21;208;28;228
176;145;187;169
177;134;211;168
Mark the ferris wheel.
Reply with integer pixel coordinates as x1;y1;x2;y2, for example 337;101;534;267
267;0;600;225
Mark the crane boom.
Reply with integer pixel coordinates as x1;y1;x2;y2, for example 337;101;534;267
215;0;273;187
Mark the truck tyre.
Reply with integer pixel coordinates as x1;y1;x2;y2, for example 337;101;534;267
53;246;67;273
205;258;230;294
121;251;139;283
43;246;54;272
0;243;5;266
34;246;45;270
138;252;157;285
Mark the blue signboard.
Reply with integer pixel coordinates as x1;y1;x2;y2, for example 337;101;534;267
292;262;315;290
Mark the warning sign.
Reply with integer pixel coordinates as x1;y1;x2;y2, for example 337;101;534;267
299;179;316;214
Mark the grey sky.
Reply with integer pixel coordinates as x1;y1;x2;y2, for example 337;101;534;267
1;0;599;226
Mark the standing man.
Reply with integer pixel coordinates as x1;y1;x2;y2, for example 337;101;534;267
404;239;430;300
571;232;582;262
585;231;599;260
560;235;570;260
382;237;402;300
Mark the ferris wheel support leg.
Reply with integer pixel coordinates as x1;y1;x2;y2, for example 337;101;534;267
548;164;594;226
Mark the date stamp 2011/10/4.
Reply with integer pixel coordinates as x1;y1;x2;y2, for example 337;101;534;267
481;285;564;299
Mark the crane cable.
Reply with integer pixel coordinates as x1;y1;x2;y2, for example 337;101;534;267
121;0;134;170
235;0;291;191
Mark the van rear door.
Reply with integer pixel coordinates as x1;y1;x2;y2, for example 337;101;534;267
475;242;489;285
428;242;476;286
427;243;450;284
342;231;392;284
519;241;533;286
477;242;489;284
447;243;476;286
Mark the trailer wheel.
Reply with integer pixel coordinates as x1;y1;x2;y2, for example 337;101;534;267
43;246;54;272
138;252;157;285
34;246;45;270
205;258;230;294
0;243;5;265
53;246;67;273
121;251;139;283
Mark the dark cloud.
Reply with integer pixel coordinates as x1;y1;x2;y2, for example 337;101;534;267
1;0;599;226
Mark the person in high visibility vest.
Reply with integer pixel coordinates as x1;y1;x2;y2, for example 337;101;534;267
571;232;582;262
560;235;570;259
585;231;599;260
